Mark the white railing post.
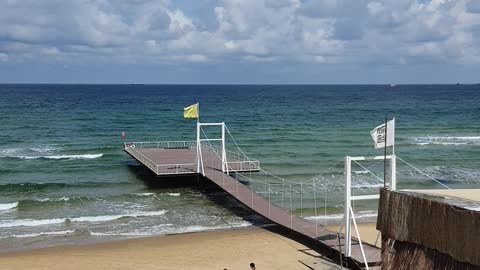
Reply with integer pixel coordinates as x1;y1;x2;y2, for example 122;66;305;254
391;154;396;191
290;184;293;228
300;183;303;217
344;155;352;258
196;122;200;174
268;183;271;217
324;183;327;226
221;122;227;173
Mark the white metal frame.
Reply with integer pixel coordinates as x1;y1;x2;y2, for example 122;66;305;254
343;154;396;268
196;122;228;176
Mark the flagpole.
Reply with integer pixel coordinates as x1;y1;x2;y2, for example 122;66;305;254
384;117;388;188
196;103;200;174
391;117;395;156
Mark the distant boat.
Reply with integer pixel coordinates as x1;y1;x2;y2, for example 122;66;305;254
390;84;396;87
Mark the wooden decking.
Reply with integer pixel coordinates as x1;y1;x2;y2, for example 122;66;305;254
124;144;381;268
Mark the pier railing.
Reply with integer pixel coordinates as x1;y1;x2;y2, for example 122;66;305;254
124;142;196;175
123;141;259;174
202;143;260;172
124;141;196;150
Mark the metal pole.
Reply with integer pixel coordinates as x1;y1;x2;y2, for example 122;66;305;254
290;184;293;228
221;122;226;173
391;154;397;191
264;174;267;195
324;183;327;226
196;122;200;173
268;183;271;217
344;156;352;257
300;183;303;217
313;182;318;238
384;117;388;188
391;117;396;191
282;179;285;207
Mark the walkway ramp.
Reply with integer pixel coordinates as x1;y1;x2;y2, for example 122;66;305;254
124;141;381;268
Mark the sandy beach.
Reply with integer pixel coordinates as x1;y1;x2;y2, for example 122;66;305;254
404;189;480;203
327;222;381;247
0;227;342;270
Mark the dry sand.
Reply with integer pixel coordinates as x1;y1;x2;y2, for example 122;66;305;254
404;189;480;203
327;223;380;248
0;227;340;270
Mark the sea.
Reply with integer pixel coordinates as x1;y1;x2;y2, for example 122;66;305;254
0;84;479;252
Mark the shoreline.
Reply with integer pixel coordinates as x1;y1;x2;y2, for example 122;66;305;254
0;226;341;270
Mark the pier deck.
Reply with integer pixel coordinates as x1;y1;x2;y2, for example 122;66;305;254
124;141;260;175
124;141;381;268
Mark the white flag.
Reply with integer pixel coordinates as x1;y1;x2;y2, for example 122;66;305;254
370;118;395;149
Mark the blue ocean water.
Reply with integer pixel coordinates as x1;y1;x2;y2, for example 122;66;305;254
0;84;479;251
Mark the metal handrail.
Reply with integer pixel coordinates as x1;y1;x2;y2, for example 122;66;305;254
124;142;196;174
124;141;196;150
124;140;260;173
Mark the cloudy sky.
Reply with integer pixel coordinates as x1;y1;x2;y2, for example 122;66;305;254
1;0;480;84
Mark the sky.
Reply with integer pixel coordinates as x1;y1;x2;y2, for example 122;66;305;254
1;0;480;84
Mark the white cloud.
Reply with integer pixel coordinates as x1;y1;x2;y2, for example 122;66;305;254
0;0;479;66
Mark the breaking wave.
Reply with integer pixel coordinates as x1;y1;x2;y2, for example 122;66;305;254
410;136;480;146
0;202;18;211
8;154;103;160
0;210;168;228
0;230;77;239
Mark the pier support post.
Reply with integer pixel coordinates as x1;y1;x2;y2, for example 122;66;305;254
221;122;226;173
196;122;200;174
344;156;352;257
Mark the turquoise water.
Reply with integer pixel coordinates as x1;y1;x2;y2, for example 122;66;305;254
0;84;479;251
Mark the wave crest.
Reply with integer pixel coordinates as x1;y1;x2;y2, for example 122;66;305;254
410;136;480;146
0;210;168;228
0;202;18;211
9;153;103;160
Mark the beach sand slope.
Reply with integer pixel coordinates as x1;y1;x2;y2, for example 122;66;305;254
0;227;339;270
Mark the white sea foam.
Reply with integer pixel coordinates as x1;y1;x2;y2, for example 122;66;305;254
0;202;18;211
29;146;63;153
167;193;181;197
410;136;480;146
90;221;253;237
305;210;378;221
37;197;72;202
353;170;369;175
0;145;62;157
0;230;76;239
0;210;167;228
17;154;103;160
353;182;383;188
132;192;156;196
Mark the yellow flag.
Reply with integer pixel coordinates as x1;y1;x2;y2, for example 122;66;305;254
184;103;199;119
